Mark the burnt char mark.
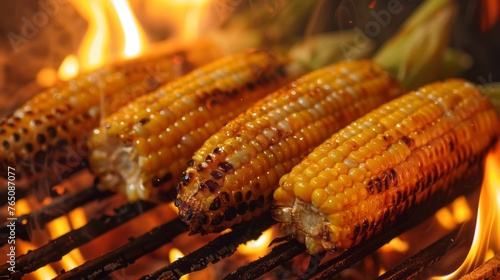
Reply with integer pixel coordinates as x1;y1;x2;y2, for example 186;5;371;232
138;118;150;125
2;140;9;150
221;191;231;204
210;171;223;180
237;203;248;215
47;127;57;138
181;172;193;186
211;215;223;226
217;161;233;173
187;159;195;166
205;180;219;192
234;192;243;203
209;198;221;210
12;133;20;142
224;206;237;221
37;134;46;145
388;168;398;187
401;136;414;147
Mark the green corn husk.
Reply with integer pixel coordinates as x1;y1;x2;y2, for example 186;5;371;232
374;0;460;89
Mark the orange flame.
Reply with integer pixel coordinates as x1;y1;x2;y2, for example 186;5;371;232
239;228;274;260
433;148;500;279
57;0;148;80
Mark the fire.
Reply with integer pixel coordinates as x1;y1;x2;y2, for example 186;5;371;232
239;228;274;260
435;196;473;230
54;0;148;83
379;237;409;253
433;147;500;279
169;248;189;280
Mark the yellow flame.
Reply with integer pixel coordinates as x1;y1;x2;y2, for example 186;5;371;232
435;196;472;230
379;237;410;253
109;0;147;58
58;55;80;81
433;149;500;279
68;0;147;73
17;240;58;279
239;228;273;259
71;0;109;70
169;248;189;280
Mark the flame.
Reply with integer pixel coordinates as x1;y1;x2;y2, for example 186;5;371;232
58;54;79;81
56;0;147;78
169;248;189;280
239;228;273;260
379;237;409;253
46;209;86;271
433;148;500;279
435;196;473;230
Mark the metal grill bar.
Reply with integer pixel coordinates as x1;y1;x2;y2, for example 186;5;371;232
55;218;188;280
377;226;463;280
0;181;114;245
142;212;277;280
0;200;157;279
460;252;500;280
223;239;306;280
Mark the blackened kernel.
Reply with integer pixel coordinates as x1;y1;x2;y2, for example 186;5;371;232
221;192;231;204
181;172;193;186
138;118;150;125
374;178;382;193
33;119;42;126
174;198;182;207
184;207;193;221
11;133;20;142
197;214;208;225
61;124;68;131
246;82;255;90
366;180;375;194
46;114;55;120
71;117;81;124
2;140;9;150
237;203;248;215
401;136;414;147
187;159;195;166
151;176;162;187
25;111;34;116
224;206;237;221
234;192;242;203
0;128;5;134
389;168;398;187
205;155;213;163
205;180;219;192
196;164;204;171
449;140;455;152
245;190;253;200
20;127;28;134
213;147;221;154
13;117;21;122
361;219;369;234
209;198;221;210
211;215;223;225
47;126;57;138
25;143;33;152
217;162;233;172
198;182;207;191
210;171;222;180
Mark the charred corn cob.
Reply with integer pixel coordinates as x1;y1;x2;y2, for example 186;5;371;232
273;79;500;254
0;43;218;184
89;49;291;201
175;60;404;233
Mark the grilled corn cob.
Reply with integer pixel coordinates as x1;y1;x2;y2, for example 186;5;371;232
89;49;291;201
273;79;500;254
175;60;404;233
0;43;218;184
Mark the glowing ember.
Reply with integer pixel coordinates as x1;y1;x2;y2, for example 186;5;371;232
435;196;472;230
481;0;500;33
433;147;500;279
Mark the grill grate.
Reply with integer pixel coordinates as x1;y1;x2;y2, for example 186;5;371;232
1;173;499;280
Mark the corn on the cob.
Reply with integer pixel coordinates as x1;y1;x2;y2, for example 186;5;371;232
272;79;500;254
175;60;404;233
0;43;218;184
89;49;291;201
